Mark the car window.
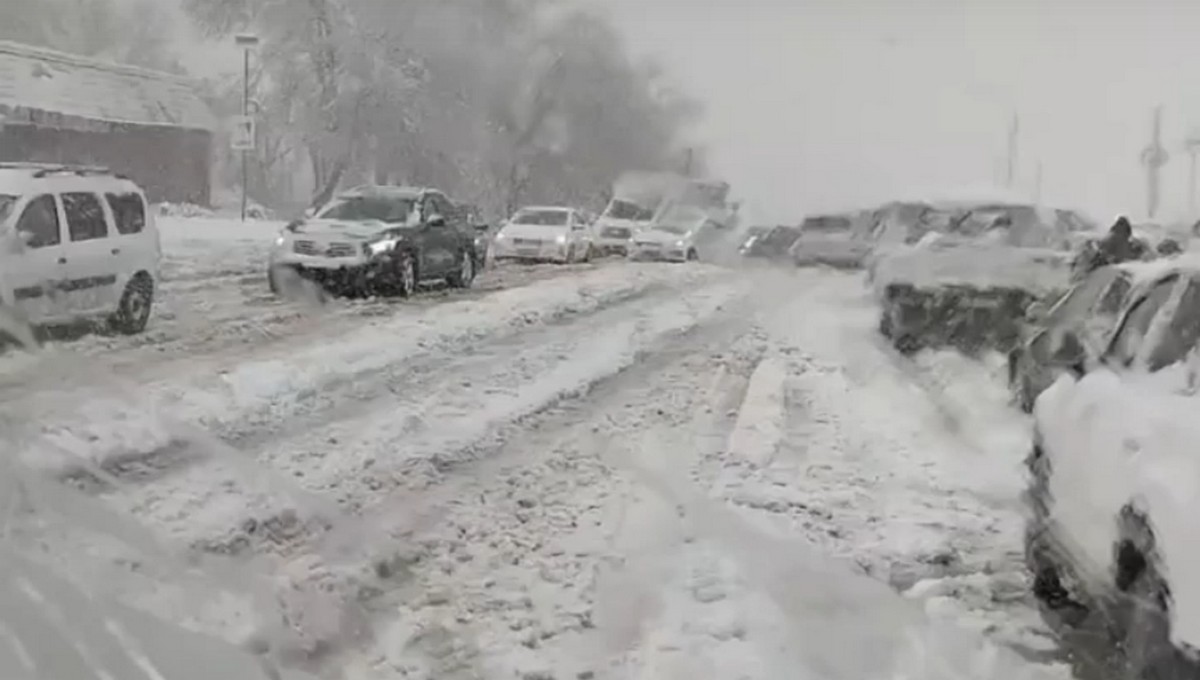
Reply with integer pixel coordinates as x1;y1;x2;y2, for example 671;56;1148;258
318;196;416;224
1097;275;1132;316
1108;277;1177;366
105;192;146;235
16;194;62;248
1147;279;1200;372
432;194;453;219
62;192;109;242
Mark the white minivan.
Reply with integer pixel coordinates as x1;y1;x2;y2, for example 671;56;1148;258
0;163;161;344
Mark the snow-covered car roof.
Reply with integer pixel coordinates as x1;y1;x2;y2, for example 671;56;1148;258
337;185;428;199
872;242;1074;294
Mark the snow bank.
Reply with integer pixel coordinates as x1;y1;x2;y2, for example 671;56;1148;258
12;265;730;477
156;216;286;283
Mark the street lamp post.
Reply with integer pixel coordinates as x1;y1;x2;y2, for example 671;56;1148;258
1185;132;1200;216
234;34;260;222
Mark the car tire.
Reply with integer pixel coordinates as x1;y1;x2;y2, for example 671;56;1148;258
447;249;475;289
1113;508;1200;679
582;244;593;263
111;274;153;335
0;304;39;351
396;252;418;298
687;248;699;262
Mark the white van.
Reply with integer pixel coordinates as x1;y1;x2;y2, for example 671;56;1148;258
0;164;161;341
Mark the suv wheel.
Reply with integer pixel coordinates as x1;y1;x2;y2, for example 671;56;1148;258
448;250;475;289
687;248;699;262
396;252;417;298
112;274;153;335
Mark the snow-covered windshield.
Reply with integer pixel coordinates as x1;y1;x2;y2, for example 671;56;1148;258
317;196;417;224
512;209;570;226
603;199;655;221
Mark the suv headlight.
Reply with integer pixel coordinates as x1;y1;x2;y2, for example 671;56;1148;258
274;234;287;247
555;233;567;245
365;237;400;256
675;240;687;248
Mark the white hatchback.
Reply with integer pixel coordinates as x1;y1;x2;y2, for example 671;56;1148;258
493;206;595;264
0;164;160;344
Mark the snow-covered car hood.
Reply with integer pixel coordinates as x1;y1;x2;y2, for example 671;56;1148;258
292;218;408;241
872;243;1073;296
634;229;691;246
499;223;570;241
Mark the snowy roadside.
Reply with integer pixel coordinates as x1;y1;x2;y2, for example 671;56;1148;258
690;269;1065;669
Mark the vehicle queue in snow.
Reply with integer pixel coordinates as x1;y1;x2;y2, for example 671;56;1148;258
8;157;1200;674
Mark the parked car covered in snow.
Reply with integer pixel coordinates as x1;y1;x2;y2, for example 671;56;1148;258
268;185;477;298
741;225;803;260
788;211;877;268
492;206;594;264
1006;264;1136;412
736;225;771;254
629;205;725;262
871;199;1092;354
0;163;161;348
1024;256;1200;679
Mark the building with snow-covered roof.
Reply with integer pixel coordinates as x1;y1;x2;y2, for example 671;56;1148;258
0;40;216;205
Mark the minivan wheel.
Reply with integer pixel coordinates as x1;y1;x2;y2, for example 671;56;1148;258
687;248;699;262
112;275;153;335
448;250;475;289
397;252;417;297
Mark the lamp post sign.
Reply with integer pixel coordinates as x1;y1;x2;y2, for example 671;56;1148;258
235;33;260;222
230;115;255;151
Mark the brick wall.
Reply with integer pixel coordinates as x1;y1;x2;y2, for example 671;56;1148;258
0;123;212;206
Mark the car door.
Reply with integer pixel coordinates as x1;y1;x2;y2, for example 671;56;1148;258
60;191;120;314
569;211;591;251
3;194;70;324
429;193;461;275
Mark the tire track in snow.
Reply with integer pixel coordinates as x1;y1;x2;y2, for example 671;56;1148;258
8;272;752;676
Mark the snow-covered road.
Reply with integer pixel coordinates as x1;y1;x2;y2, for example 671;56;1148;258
0;217;1076;679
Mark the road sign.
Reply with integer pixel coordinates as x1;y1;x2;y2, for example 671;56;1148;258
231;115;255;151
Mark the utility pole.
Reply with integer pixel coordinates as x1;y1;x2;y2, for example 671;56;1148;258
234;33;260;222
682;147;694;177
1006;112;1019;188
1141;106;1169;219
1185;128;1200;215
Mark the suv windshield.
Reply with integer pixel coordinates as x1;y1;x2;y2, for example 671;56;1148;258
318;196;417;224
512;209;569;226
0;195;17;225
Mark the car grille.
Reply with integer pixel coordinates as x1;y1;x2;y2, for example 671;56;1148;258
635;241;660;247
602;228;631;238
513;238;542;247
294;240;356;257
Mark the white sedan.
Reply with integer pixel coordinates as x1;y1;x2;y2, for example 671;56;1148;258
629;213;723;263
492;206;594;264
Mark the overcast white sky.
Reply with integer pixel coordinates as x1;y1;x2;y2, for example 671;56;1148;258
177;0;1200;224
596;0;1200;223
